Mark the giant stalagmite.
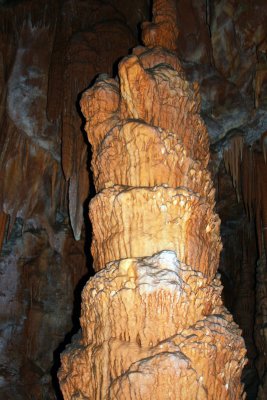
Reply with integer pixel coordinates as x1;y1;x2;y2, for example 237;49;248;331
58;0;247;398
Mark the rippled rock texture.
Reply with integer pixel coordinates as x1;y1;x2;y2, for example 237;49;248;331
1;0;267;398
60;251;245;399
58;1;247;398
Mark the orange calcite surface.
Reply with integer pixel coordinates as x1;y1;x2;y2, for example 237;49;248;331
92;121;213;196
90;186;221;278
59;0;247;398
142;0;179;51
82;55;209;167
59;251;246;399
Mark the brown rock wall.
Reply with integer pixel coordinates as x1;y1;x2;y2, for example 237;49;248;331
0;0;149;397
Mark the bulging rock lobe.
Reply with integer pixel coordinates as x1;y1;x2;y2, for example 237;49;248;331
90;185;221;278
59;251;246;399
81;50;209;167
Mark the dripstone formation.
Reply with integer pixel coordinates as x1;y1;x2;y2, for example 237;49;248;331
58;0;247;398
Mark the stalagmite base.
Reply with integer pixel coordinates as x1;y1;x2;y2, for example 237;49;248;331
58;0;247;398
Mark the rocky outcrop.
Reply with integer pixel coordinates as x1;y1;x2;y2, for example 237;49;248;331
58;0;247;398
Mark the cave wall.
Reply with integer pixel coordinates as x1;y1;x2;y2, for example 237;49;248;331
0;1;149;398
0;0;267;399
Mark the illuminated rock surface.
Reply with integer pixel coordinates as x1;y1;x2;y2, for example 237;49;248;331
1;0;267;398
58;0;247;398
60;251;245;399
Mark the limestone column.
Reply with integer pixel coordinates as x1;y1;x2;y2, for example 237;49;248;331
58;0;247;398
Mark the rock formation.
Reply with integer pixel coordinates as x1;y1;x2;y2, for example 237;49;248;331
1;0;267;398
58;0;247;398
0;1;148;398
222;135;267;397
255;252;267;398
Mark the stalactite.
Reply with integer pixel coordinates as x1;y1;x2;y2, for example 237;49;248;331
57;6;136;240
0;0;57;40
255;40;267;109
261;130;267;162
256;152;267;256
234;223;258;393
224;132;267;257
0;115;63;243
61;52;91;237
0;1;152;397
58;0;246;398
46;0;71;124
0;21;17;157
142;0;179;51
1;0;142;247
223;135;244;201
0;211;8;252
255;251;267;398
223;131;267;395
241;146;255;219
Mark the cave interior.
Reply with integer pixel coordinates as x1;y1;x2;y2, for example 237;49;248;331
0;0;267;399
